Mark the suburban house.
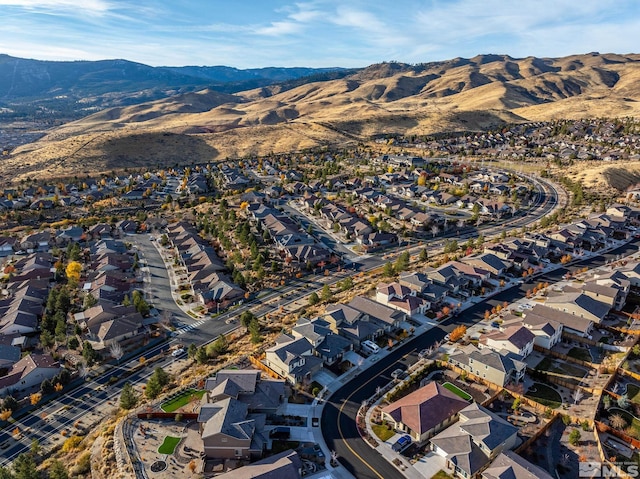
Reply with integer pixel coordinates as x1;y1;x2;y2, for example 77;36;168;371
375;282;429;316
322;303;383;347
524;304;593;338
430;403;519;479
198;397;266;460
214;449;302;479
398;271;449;305
263;333;323;385
0;353;60;396
381;382;470;443
449;345;526;387
203;369;285;414
482;450;554;479
348;296;405;332
501;313;563;350
291;317;352;367
544;290;610;323
479;325;535;358
461;254;509;278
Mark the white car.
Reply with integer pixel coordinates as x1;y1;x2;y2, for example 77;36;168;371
171;348;185;357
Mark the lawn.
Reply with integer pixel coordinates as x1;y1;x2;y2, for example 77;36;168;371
432;471;454;479
525;383;563;409
161;389;206;413
567;347;592;362
442;382;472;401
536;357;587;384
610;408;640;440
158;436;181;455
626;384;640;404
372;423;396;442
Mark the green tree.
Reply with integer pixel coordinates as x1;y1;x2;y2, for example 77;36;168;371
195;346;208;364
419;248;428;262
249;318;261;344
119;383;138;410
308;292;320;305
568;429;581;446
240;311;255;329
0;466;14;479
206;335;228;357
145;375;162;399
321;284;332;302
187;343;197;359
394;251;410;272
47;461;68;479
383;262;395;278
12;453;39;479
82;341;99;367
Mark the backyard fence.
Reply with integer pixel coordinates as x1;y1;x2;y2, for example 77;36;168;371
533;344;597;369
514;413;559;455
248;354;283;380
136;412;198;420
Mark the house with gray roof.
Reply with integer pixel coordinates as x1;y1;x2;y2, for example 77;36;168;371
526;304;593;338
322;303;383;348
382;381;469;443
348;296;405;332
198;396;266;460
214;449;302;479
482;450;554;479
263;334;323;385
290;317;354;366
544;291;610;323
462;254;509;278
449;344;526;387
203;369;285;414
430;403;519;479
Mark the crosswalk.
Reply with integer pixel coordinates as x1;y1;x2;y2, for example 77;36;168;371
175;318;208;335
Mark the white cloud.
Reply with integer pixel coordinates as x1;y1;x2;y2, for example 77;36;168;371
0;0;111;14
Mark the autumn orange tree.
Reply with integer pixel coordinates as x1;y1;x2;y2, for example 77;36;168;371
30;392;42;406
0;409;11;421
449;325;467;342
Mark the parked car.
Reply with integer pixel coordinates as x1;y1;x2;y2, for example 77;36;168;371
392;435;412;452
491;321;500;328
444;334;451;342
391;368;406;381
171;348;185;357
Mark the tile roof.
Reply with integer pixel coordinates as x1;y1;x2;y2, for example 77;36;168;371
382;382;469;436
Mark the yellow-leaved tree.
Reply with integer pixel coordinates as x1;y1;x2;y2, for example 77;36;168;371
66;261;82;285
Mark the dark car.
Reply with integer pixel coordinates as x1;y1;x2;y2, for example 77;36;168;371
392;435;412;452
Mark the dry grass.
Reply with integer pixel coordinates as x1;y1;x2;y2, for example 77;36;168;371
2;53;640;183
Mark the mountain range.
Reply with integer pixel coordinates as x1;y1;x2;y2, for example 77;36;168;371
1;52;640;182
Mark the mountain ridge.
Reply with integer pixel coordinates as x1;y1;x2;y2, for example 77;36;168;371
2;52;640;182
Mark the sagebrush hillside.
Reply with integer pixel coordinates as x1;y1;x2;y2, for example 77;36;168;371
3;52;640;182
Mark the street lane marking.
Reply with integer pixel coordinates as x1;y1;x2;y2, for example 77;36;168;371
336;361;403;479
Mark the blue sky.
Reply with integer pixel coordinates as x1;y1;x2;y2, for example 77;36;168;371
0;0;638;68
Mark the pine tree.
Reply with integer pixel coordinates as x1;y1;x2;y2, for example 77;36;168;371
120;383;138;410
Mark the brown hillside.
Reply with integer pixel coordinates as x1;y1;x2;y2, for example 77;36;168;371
4;52;640;182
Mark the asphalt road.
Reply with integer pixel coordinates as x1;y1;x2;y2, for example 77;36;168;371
0;173;561;467
321;239;640;479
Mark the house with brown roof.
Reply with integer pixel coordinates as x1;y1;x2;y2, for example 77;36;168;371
479;325;535;358
0;353;60;396
382;382;469;443
375;282;429;316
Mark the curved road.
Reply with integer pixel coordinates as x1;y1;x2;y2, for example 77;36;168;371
322;239;639;479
